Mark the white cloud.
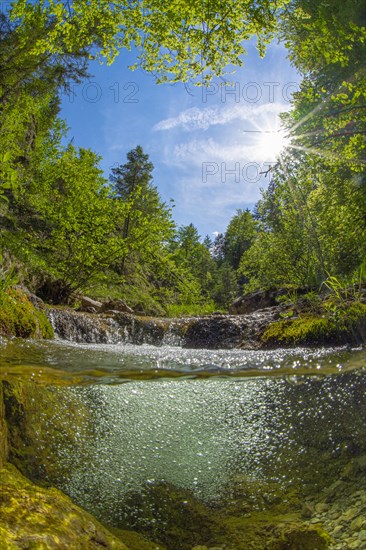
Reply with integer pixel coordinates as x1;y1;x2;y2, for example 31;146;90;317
154;107;218;132
162;137;279;172
154;101;287;132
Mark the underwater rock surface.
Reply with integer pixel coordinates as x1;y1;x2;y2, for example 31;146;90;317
0;463;128;549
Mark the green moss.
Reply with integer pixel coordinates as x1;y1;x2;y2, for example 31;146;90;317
3;381;93;485
118;482;225;549
261;316;332;346
0;463;128;549
261;302;366;346
220;512;331;550
0;384;8;467
115;477;333;550
0;287;53;339
109;528;167;550
269;523;332;549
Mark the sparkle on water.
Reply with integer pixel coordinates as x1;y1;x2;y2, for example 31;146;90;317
1;337;365;534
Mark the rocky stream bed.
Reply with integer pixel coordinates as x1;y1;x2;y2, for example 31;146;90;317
0;287;366;549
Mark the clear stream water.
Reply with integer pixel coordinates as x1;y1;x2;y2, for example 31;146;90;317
1;337;366;546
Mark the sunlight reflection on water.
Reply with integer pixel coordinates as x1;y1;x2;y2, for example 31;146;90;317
1;338;365;529
1;338;364;384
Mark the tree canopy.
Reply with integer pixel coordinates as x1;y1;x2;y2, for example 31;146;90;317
9;0;290;83
1;0;365;311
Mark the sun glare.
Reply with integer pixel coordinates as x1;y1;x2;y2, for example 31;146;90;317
255;129;290;160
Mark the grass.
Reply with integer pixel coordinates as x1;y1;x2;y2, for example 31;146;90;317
165;302;219;318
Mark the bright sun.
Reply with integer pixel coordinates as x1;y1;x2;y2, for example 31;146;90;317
255;129;290;160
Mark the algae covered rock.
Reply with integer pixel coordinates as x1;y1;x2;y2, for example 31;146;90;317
261;302;366;347
118;482;225;549
3;381;94;485
0;383;8;467
0;463;128;549
109;528;167;550
269;523;331;549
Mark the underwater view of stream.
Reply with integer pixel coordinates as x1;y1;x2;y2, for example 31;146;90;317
1;336;366;549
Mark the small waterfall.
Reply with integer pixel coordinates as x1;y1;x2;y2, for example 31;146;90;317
47;308;127;343
47;308;185;346
47;307;281;348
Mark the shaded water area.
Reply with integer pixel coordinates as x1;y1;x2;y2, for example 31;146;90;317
1;335;366;549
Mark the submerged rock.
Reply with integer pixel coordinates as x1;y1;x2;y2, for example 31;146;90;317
0;462;128;549
301;453;366;549
0;384;7;468
3;380;95;485
118;481;225;549
116;479;334;550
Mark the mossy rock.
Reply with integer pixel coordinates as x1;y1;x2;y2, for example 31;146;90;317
221;475;302;517
261;302;366;347
118;482;225;549
3;381;94;485
0;384;8;467
0;463;128;549
115;480;320;550
220;512;331;550
0;287;53;339
109;528;167;550
269;523;332;549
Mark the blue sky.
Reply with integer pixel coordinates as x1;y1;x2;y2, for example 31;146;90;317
60;40;300;238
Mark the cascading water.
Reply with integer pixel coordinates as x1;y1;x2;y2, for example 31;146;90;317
47;307;185;346
46;306;282;348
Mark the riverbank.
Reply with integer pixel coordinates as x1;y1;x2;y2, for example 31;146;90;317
0;286;53;339
48;290;366;349
1;285;365;349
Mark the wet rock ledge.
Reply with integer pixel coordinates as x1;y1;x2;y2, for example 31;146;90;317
47;285;366;349
1;285;365;348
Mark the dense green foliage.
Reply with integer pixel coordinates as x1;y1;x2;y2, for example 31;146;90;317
9;0;288;84
239;0;366;292
0;0;365;316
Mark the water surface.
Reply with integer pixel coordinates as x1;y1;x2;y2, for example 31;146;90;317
1;338;366;548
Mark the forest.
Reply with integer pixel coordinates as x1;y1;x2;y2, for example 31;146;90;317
0;0;365;317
